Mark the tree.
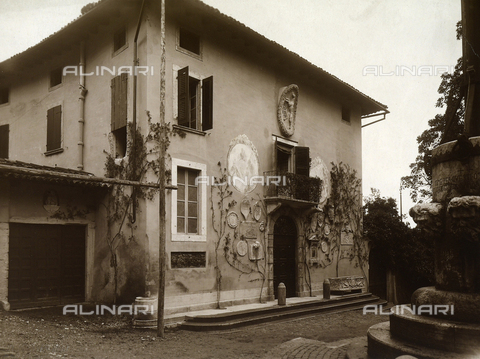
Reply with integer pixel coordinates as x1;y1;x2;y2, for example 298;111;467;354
81;2;97;15
401;22;464;202
364;190;434;302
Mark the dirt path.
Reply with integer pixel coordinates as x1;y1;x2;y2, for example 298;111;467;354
0;306;388;358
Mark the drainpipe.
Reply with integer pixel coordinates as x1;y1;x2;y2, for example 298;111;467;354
131;0;146;223
77;41;87;170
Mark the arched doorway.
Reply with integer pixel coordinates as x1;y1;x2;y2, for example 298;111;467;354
273;216;297;298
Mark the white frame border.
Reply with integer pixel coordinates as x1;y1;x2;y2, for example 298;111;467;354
171;158;207;242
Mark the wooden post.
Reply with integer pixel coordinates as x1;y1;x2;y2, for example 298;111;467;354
157;0;166;338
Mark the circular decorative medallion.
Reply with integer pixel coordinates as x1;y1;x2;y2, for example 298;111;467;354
321;241;328;253
227;135;260;194
253;202;262;221
236;240;248;257
227;212;239;229
259;221;265;232
277;84;299;137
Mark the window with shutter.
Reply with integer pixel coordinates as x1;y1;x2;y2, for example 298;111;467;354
0;124;9;159
177;67;213;132
202;76;213;131
46;105;62;153
294;146;310;177
111;73;128;158
111;73;128;131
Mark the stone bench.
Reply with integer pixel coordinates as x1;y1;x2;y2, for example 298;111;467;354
328;275;365;294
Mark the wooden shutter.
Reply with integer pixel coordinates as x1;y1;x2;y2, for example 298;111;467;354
177;66;190;127
111;73;128;131
294;146;310;176
202;76;213;131
47;105;62;151
0;124;9;159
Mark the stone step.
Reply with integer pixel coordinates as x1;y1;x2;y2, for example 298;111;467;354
182;293;386;331
367;322;479;359
389;306;480;354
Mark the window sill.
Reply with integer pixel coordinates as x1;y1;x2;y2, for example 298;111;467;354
44;148;64;156
113;43;128;58
173;125;207;136
175;46;203;61
172;233;206;242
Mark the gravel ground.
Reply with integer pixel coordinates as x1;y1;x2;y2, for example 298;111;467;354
0;306;388;359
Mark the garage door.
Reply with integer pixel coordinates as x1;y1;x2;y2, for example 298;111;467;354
8;224;86;309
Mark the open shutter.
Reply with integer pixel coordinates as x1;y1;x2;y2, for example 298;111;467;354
53;105;62;150
177;66;189;127
294;146;310;176
202;76;213;131
0;124;9;158
47;106;62;151
111;73;128;131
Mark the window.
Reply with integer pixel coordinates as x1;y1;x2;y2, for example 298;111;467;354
111;73;128;158
0;124;9;158
275;139;310;176
50;68;63;88
177;66;213;131
113;27;127;53
342;106;351;123
177;167;200;234
0;88;9;105
179;28;201;56
46;105;62;153
171;158;207;242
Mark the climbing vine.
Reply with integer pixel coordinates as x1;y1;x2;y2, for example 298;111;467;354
102;112;182;302
210;163;268;307
303;163;367;285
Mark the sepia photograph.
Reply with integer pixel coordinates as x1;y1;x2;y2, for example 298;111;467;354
0;0;477;358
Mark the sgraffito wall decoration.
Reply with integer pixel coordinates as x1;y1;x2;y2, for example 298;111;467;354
310;157;331;208
226;134;260;194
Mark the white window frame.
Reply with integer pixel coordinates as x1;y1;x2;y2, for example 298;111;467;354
175;28;203;60
171;158;207;242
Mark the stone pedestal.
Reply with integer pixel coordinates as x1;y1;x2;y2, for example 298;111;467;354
368;137;480;358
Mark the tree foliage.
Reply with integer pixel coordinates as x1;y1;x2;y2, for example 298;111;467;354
401;22;464;202
363;189;434;286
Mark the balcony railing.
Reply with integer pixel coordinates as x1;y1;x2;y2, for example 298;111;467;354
264;171;321;203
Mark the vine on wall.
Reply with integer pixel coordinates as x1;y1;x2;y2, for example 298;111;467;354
303;162;367;284
102;113;182;302
210;163;268;307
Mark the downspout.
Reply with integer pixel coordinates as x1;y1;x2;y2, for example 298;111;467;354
77;41;87;170
131;0;146;223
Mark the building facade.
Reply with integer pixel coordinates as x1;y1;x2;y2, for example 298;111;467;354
0;0;387;313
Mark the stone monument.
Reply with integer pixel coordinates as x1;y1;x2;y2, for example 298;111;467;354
367;0;480;357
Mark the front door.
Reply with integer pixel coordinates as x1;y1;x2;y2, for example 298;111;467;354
273;216;297;298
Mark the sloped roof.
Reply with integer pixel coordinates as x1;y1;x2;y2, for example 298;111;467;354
0;158;110;188
0;0;387;116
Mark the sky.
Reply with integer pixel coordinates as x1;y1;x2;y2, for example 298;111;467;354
0;0;463;224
